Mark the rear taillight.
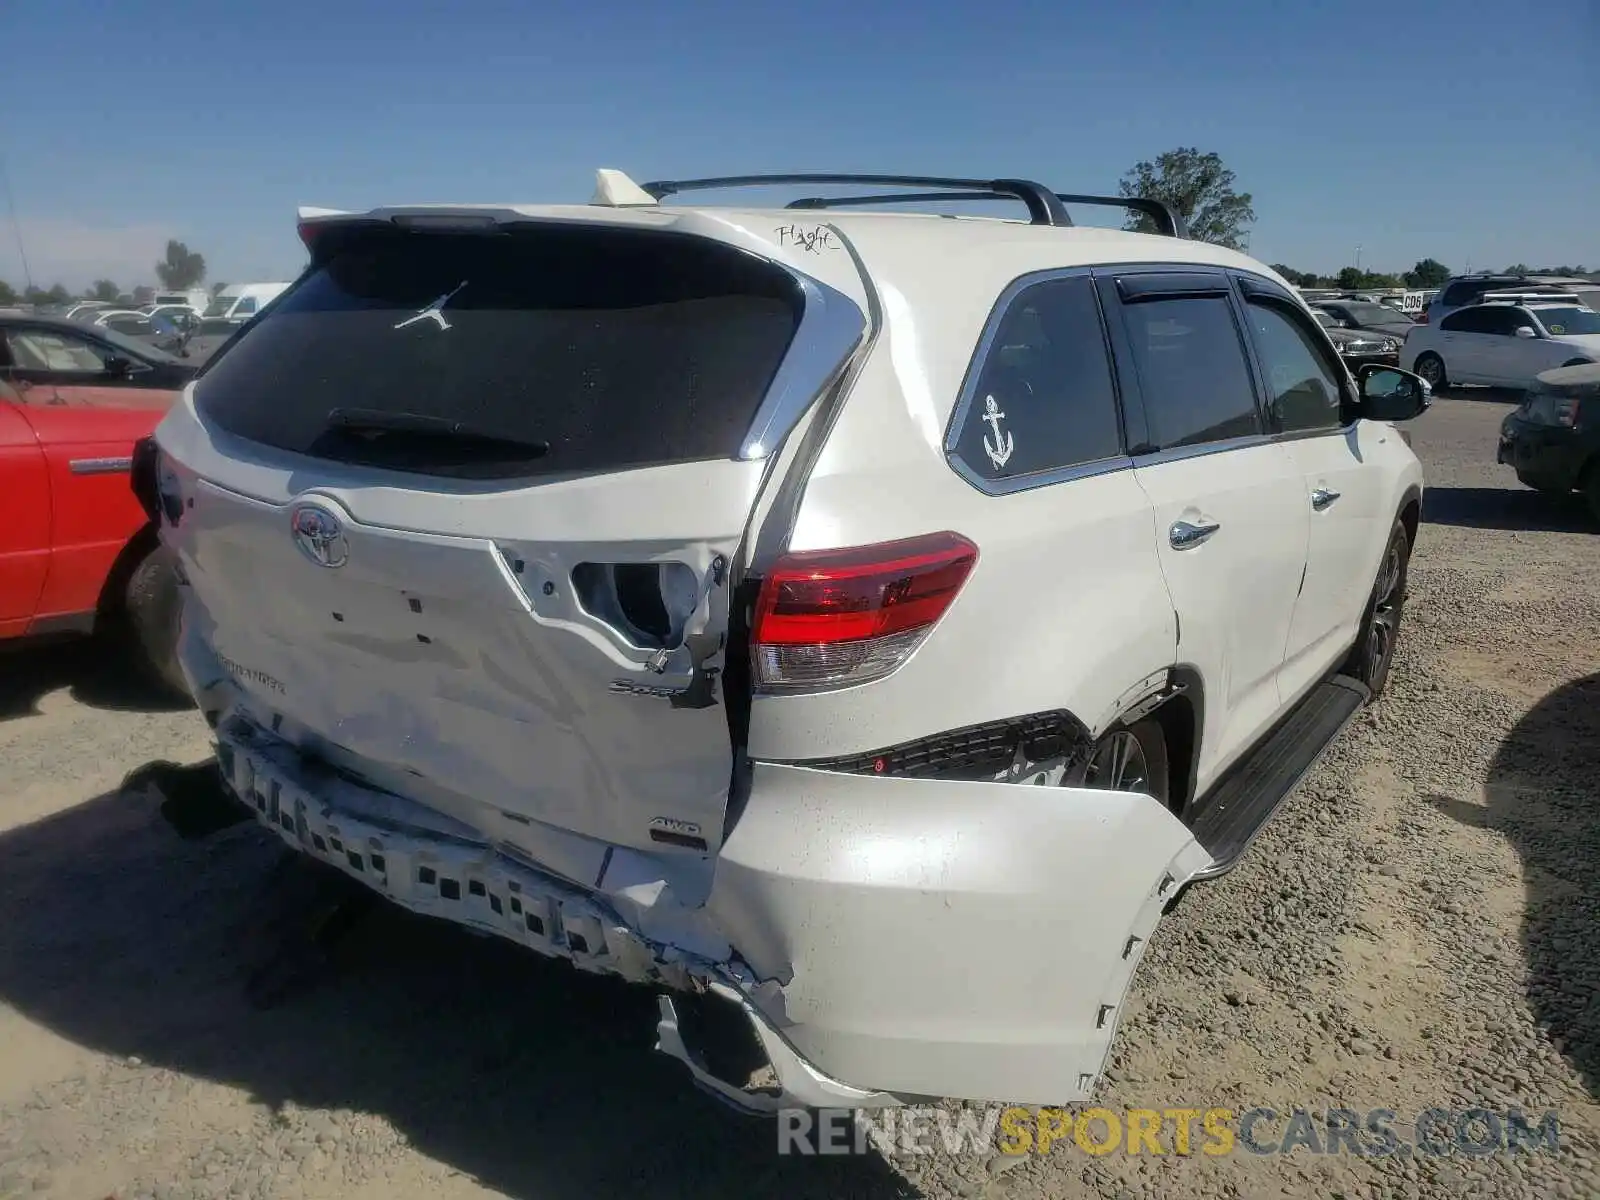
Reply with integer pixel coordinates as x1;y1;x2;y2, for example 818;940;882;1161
1556;397;1581;427
1416;310;1429;324
751;532;978;692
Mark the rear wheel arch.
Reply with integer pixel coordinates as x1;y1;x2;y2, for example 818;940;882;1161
95;523;187;697
1098;666;1203;817
94;521;161;627
1397;486;1422;553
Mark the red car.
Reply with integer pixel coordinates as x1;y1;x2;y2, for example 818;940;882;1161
1;316;197;692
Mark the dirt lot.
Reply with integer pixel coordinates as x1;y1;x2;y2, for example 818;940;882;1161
1;392;1596;1200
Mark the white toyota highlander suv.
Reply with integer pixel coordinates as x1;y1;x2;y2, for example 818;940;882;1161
138;170;1429;1113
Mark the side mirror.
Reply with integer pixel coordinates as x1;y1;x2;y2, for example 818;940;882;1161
1515;326;1538;339
1355;364;1431;421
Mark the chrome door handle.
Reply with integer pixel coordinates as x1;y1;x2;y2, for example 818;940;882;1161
1169;519;1221;550
1311;487;1341;511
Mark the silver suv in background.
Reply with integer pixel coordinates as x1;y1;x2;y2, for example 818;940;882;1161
1424;273;1600;326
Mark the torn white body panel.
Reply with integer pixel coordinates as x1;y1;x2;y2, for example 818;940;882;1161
205;661;1206;1108
709;763;1211;1104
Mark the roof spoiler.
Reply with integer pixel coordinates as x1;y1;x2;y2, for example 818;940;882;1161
591;170;1187;237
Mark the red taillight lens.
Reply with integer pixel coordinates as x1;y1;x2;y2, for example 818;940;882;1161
751;532;977;691
1557;397;1581;427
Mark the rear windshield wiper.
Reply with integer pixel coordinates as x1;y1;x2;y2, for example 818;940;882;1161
322;408;550;458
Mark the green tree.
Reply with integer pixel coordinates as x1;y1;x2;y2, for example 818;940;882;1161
1269;264;1322;288
89;279;120;302
0;279;17;305
1335;267;1401;291
155;240;207;289
1118;147;1255;249
1403;258;1450;288
210;280;228;296
24;283;71;307
1504;263;1532;276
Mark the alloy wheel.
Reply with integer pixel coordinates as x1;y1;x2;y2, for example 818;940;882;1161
1080;730;1152;794
1365;541;1404;679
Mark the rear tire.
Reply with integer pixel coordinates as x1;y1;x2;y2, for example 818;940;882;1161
1343;519;1411;700
1414;353;1446;389
125;543;188;699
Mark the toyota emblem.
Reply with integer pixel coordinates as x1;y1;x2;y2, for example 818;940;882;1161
289;502;349;568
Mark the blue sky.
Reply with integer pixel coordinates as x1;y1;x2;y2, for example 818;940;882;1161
5;0;1596;291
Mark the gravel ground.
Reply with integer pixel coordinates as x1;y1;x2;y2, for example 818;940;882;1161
0;390;1596;1200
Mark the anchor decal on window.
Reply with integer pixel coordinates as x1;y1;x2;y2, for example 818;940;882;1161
981;394;1014;470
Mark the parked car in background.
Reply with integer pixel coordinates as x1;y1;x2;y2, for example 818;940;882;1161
1310;308;1402;367
0;315;196;690
1422;274;1589;326
89;309;162;339
1372;292;1424;315
146;169;1429;1113
151;288;210;315
166;316;243;365
1403;295;1600;390
89;309;202;350
143;304;202;333
203;282;291;321
1497;362;1600;520
63;301;115;323
1311;299;1417;341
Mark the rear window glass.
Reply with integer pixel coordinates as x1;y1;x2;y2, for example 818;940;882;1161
196;226;804;478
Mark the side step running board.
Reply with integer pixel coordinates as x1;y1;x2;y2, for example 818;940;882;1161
1188;674;1369;879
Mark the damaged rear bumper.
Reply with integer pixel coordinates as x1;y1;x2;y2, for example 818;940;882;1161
216;722;1207;1110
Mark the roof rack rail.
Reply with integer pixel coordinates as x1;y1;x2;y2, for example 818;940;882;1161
641;174;1192;237
785;189;1013;209
643;174;1073;227
1055;193;1188;239
1477;291;1581;304
784;188;1189;239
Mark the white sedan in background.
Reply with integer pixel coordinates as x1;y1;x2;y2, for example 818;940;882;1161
1402;297;1600;390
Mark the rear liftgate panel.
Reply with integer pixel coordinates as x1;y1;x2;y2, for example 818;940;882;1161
168;462;761;862
155;214;872;867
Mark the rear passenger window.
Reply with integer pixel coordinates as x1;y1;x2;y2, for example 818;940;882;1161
951;275;1122;483
1119;295;1261;450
